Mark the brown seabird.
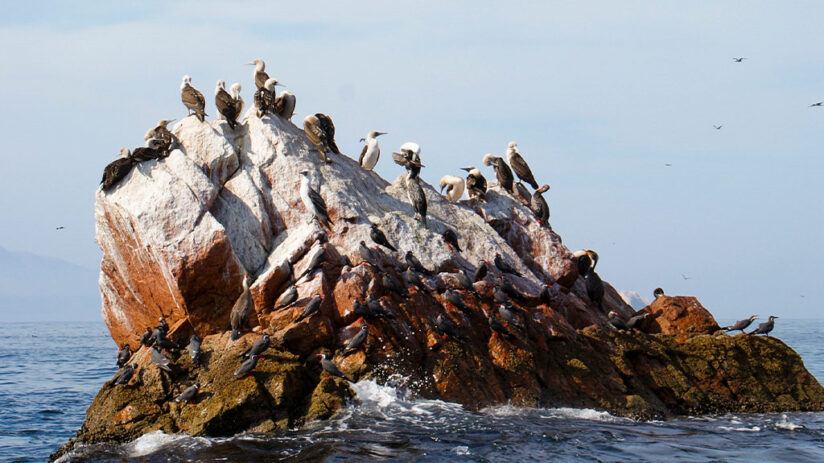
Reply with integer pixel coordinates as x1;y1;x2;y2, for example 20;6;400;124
506;142;539;189
483;153;514;193
180;75;207;122
215;80;239;129
461;166;487;201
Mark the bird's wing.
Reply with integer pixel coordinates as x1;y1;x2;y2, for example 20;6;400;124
316;113;335;138
358;144;368;166
509;154;537;187
182;87;203;109
305;122;327;149
216;89;236;117
308;187;329;218
392;151;409;167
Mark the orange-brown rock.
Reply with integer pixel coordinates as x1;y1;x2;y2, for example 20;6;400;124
640;295;720;337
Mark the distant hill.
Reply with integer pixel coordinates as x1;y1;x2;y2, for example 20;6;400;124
619;290;650;311
0;246;100;321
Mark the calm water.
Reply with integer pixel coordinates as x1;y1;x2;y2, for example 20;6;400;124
1;320;824;462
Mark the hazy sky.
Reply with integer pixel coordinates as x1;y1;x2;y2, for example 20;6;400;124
1;2;822;319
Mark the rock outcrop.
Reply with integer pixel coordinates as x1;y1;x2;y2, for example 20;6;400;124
59;108;824;457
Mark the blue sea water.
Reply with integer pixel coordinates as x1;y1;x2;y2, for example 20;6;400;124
2;320;824;462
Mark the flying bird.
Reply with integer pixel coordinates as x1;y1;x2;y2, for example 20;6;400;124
56;226;64;230
732;57;746;62
681;273;691;280
713;125;723;130
810;102;823;107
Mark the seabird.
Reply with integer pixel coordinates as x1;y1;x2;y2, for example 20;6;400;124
405;251;432;276
443;289;470;314
299;245;327;280
653;287;665;299
295;295;322;322
343;321;369;354
506;142;539;189
453;269;475;293
461;166;487;201
150;346;172;372
483;153;514;193
722;315;758;334
318;352;353;381
55;226;64;230
493;285;510;305
230;83;244;116
370;223;396;251
681;274;691;280
110;363;138;387
406;174;428;227
626;312;648;330
299;171;332;228
608;311;631;331
188;334;202;365
499;275;527;301
575;250;604;312
273;90;296;119
750;316;778;335
144;119;176;151
392;143;424;178
230;273;252;341
380;275;407;299
713;124;723;130
151;327;178;350
487;311;514;339
254;78;278;118
247;58;270;89
157;316;169;334
359;131;387;170
130;139;167;162
139;327;153;347
180;75;207;122
405;268;427;291
441;228;461;252
733;57;746;62
303;113;340;163
174;382;200;404
233;354;259;378
810;101;823;107
494;253;522;277
239;334;271;359
439;175;465;202
474;261;489;282
215;80;239;129
498;303;521;329
435;314;459;339
101;148;137;192
530;185;550;226
275;284;298;309
367;295;395;318
358;240;376;266
116;344;130;367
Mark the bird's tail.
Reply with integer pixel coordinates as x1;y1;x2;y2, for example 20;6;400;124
196;111;206;122
228;118;237;130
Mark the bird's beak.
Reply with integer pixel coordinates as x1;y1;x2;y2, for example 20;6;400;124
377;132;387;136
275;83;286;87
246;62;254;65
460;167;471;172
440;185;446;193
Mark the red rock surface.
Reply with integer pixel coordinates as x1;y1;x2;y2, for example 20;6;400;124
640;296;720;337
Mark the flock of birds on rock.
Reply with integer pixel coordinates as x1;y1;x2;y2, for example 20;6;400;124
103;57;783;404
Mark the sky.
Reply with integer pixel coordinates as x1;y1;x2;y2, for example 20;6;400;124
0;1;822;320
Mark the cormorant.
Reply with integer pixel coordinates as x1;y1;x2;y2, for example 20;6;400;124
405;174;428;227
392;142;424;178
530;185;550;226
370;224;396;251
750;316;778;335
116;344;130;367
461;166;487;201
506;142;539;189
483;153;514;193
723;315;759;333
180;75;207;122
359;131;387;170
230;273;252;341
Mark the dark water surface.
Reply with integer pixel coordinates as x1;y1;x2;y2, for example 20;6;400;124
2;320;824;462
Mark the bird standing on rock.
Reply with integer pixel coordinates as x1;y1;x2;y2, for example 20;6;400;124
627;312;648;330
144;119;176;152
653;287;665;299
240;334;271;359
318;352;353;382
439;175;465;202
254;78;277;118
140;327;153;347
435;314;459;339
750;316;778;335
405;251;432;276
295;296;322;322
299;171;332;229
443;289;471;314
233;354;259;378
483;153;514;193
494;253;522;277
405;174;428;227
359;131;387;170
150;346;172;373
530;185;550;226
343;321;369;354
722;315;758;334
275;284;298;309
441;228;461;252
110;363;138;387
304;113;340;163
487;311;514;339
474;261;489;282
180;75;207;122
462;166;487;201
380;274;407;299
506;142;539;189
358;240;376;266
370;224;396;252
189;334;202;365
247;58;270;89
608;311;630;331
393;142;424;178
116;344;131;367
215;80;239;129
230;273;252;341
174;382;200;404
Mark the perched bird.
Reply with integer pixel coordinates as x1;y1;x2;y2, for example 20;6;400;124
626;312;648;330
487;312;514;339
100;149;137;192
352;300;372;319
732;57;746;62
405;251;432;276
608;311;630;331
150;346;172;372
498;303;521;329
299;245;327;280
530;185;550;226
116;344;131;367
494;253;522;277
435;314;458;339
443;289;470;314
110;363;138;387
405;268;427;291
156;316;169;334
653;287;665;299
254;78;278;118
233;354;259;377
174;382;200;404
723;315;759;334
180;75;207;122
318;352;353;381
247;58;270;89
359;131;387;170
370;224;396;252
273;90;296;119
381;274;407;299
299;171;332;228
499;275;527;302
392;142;424;178
275;284;298;309
343;322;369;353
461;166;487;201
139;327;153;347
575;250;604;312
295;295;322;322
215;80;239;129
240;334;271;359
230;83;244;117
188;334;202;365
453;269;475;293
151;327;178;350
405;174;428;226
493;285;510;305
506;142;539;189
230;273;252;341
129;139;167;162
750;316;778;335
474;261;489;282
439;175;465;202
483;153;514;193
358;240;376;266
441;228;461;252
303;113;340;162
144;119;176;152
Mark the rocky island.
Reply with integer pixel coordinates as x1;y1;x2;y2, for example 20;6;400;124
53;103;824;459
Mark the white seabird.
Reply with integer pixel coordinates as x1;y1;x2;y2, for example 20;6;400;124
359;130;387;170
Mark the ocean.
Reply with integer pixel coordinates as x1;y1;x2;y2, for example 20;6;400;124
2;320;824;462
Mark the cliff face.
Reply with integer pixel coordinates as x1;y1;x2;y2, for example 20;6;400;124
72;109;824;452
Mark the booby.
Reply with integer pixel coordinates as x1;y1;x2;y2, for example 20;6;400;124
275;284;298;309
461;166;487;201
254;78;277;118
343;322;369;354
295;295;322;322
405;251;432;276
653;287;665;299
116;344;130;367
233;354;258;378
174;382;200;404
370;223;396;251
144;119;176;151
273;90;296;119
230;83;244;117
441;228;461;252
303;113;340;163
239;334;270;359
215;80;239;129
230;273;252;341
506;142;539;189
180;75;207;122
150;346;172;372
405;174;428;227
101;148;137;192
247;58;270;89
627;312;648;330
483;154;514;193
530;185;551;226
129;139;167;162
111;363;138;387
318;352;353;381
608;311;631;331
723;315;758;333
188;334;202;365
392;143;424;178
359;131;387;170
494;253;522;277
299;171;332;228
439;175;465;202
750;316;778;335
